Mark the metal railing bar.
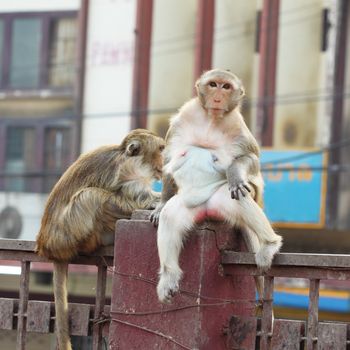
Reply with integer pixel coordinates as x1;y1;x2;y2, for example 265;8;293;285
16;261;30;350
93;263;108;350
306;279;320;350
260;276;274;350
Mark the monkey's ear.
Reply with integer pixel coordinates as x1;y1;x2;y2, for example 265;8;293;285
126;140;141;156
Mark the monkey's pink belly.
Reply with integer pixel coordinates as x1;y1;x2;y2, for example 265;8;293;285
194;208;225;224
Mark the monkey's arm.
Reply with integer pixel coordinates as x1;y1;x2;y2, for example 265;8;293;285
150;173;177;226
227;133;260;200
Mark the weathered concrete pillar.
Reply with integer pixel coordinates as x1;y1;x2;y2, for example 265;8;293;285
109;211;255;349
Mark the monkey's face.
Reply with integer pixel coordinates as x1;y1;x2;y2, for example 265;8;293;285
196;69;245;116
124;130;165;180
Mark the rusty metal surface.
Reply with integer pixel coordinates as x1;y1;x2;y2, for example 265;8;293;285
69;304;91;336
27;301;51;333
306;279;320;350
0;298;14;330
226;316;257;350
0;298;108;334
225;264;350;281
0;240;36;251
2;228;350;348
131;209;152;220
0;238;112;349
92;264;108;350
222;251;350;268
16;260;30;350
109;219;255;350
0;250;113;266
318;322;347;349
260;276;274;350
271;319;304;349
0;238;114;256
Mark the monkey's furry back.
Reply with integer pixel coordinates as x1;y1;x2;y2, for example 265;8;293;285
36;145;142;261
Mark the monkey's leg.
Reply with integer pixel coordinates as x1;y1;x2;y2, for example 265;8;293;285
57;188;128;260
157;194;198;303
208;184;282;270
207;186;262;298
237;197;282;270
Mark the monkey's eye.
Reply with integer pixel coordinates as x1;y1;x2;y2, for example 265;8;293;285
223;83;231;90
209;81;217;87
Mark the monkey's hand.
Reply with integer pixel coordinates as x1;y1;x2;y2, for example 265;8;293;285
150;202;165;226
226;162;251;200
229;180;251;200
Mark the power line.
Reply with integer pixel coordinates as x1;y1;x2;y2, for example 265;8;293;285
81;88;350;119
152;8;322;56
260;137;350;166
151;1;321;48
7;3;325;71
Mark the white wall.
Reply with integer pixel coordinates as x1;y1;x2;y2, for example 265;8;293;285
82;0;136;152
0;0;80;12
213;0;258;129
148;0;197;137
274;0;324;148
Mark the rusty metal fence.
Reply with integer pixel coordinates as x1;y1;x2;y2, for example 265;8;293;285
222;251;350;349
1;229;350;349
0;239;113;350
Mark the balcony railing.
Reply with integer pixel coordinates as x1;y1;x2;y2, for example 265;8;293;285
222;251;350;349
0;213;350;349
0;239;113;350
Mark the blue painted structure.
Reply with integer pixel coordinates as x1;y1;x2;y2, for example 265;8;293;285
261;150;326;227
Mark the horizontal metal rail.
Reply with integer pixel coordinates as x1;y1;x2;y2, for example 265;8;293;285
222;250;350;350
0;238;114;350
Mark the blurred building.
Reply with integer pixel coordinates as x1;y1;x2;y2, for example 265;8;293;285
0;0;349;245
0;0;349;347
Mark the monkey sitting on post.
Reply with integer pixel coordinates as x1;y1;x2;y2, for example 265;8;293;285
36;128;165;350
150;69;282;303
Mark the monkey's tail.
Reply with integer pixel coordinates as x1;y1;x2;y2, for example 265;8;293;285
241;228;264;300
53;262;72;350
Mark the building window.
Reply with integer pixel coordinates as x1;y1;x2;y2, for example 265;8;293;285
5;127;36;191
0;12;77;91
1;124;73;193
48;17;77;88
43;127;71;192
9;18;42;89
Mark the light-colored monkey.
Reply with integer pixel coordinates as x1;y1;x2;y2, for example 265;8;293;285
36;129;165;350
150;69;282;303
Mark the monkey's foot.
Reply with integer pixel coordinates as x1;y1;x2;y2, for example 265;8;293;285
150;203;164;227
255;238;282;271
157;269;182;303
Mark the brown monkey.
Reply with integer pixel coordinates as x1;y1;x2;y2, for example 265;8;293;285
36;129;165;350
150;69;282;303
